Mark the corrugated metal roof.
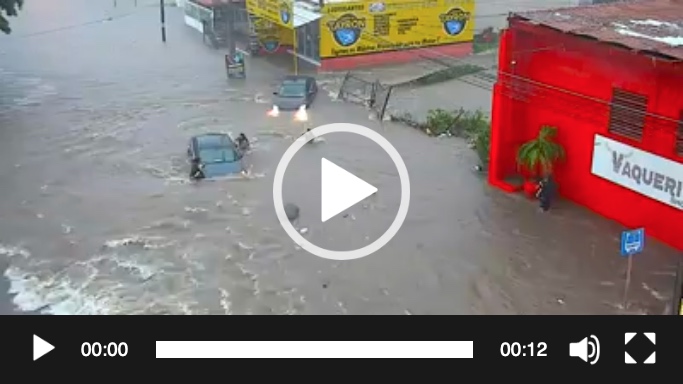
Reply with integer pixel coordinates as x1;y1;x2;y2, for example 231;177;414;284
513;0;683;60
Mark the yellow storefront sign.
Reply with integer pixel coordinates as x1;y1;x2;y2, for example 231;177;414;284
251;17;294;52
320;0;475;58
246;0;294;29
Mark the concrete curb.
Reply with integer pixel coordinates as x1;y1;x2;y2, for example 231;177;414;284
389;64;486;89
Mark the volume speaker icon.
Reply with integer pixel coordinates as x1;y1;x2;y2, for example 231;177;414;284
569;335;601;364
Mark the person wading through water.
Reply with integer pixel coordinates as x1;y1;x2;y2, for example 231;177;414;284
236;133;250;152
536;175;556;212
190;157;205;180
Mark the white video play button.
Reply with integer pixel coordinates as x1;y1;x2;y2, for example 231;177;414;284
321;158;378;222
33;335;54;361
273;123;411;261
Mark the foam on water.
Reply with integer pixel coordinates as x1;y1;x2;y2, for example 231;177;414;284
0;237;219;314
103;235;172;250
0;244;31;259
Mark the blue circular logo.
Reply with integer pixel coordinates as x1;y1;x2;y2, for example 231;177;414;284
327;14;366;48
280;3;291;25
260;36;281;53
439;8;470;36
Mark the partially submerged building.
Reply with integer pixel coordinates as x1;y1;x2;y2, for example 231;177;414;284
488;0;683;249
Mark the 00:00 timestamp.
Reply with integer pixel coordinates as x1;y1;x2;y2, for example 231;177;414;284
81;342;129;357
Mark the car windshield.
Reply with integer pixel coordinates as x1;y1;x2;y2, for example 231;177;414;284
199;148;237;163
279;81;306;98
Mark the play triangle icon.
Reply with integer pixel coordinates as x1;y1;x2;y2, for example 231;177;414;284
321;158;377;222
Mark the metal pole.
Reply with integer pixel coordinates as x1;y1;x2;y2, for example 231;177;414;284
622;255;633;309
227;4;236;56
672;259;683;315
160;0;167;43
293;27;298;75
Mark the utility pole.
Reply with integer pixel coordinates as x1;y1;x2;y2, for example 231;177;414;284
160;0;167;43
293;28;298;75
227;4;236;56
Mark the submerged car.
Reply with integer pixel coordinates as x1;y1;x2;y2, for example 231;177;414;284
187;133;245;178
272;75;318;111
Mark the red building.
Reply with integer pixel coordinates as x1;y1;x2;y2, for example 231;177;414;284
488;0;683;250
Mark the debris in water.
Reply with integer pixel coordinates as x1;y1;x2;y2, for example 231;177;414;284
36;213;44;219
299;227;309;235
241;207;251;216
284;203;300;222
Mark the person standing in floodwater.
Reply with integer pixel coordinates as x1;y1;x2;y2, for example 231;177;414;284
537;176;556;212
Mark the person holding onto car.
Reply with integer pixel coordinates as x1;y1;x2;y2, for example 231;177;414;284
190;157;205;180
236;133;250;152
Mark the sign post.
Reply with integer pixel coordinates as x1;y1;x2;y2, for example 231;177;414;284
672;259;683;315
620;228;645;309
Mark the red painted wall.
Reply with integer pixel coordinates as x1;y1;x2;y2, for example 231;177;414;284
320;42;472;71
489;19;683;250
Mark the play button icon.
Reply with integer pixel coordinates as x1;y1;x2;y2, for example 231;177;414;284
273;123;410;261
33;335;54;361
321;158;377;222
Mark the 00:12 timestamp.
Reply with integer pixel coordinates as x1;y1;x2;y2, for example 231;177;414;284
500;342;547;357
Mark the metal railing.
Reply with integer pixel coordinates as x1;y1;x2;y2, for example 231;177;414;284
337;72;394;122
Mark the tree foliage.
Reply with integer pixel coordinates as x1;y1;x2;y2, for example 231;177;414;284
1;0;24;34
516;125;566;176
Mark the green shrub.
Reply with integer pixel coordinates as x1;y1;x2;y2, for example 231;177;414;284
424;108;491;166
473;124;491;165
426;109;458;136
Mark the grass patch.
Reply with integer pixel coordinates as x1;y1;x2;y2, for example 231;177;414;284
399;64;484;88
392;108;491;166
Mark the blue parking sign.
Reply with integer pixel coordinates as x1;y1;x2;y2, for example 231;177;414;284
621;228;645;257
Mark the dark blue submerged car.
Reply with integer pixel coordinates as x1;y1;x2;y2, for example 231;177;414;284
187;133;246;178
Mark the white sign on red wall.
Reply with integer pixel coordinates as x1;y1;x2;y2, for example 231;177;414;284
591;134;683;211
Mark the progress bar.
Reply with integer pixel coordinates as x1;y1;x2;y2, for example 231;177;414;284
156;341;474;358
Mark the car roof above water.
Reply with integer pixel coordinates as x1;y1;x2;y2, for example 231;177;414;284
194;133;233;148
282;75;313;84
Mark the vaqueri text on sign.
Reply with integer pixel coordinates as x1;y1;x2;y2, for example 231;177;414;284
591;134;683;210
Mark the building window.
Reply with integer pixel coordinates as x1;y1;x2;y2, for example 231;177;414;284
677;111;683;156
608;88;647;141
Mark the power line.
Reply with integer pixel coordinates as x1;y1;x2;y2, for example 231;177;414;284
13;12;138;38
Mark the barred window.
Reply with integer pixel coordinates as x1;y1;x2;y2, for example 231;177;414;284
608;88;647;141
677;111;683;156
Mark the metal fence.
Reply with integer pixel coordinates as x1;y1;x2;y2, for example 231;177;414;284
337;72;394;121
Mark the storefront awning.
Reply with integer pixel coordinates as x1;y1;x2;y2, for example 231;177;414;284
294;3;321;28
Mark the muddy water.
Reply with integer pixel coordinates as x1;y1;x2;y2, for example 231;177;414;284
0;0;678;315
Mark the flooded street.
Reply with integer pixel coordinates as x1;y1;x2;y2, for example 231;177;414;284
1;0;678;315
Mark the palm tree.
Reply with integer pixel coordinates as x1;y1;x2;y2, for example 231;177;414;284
516;125;565;177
